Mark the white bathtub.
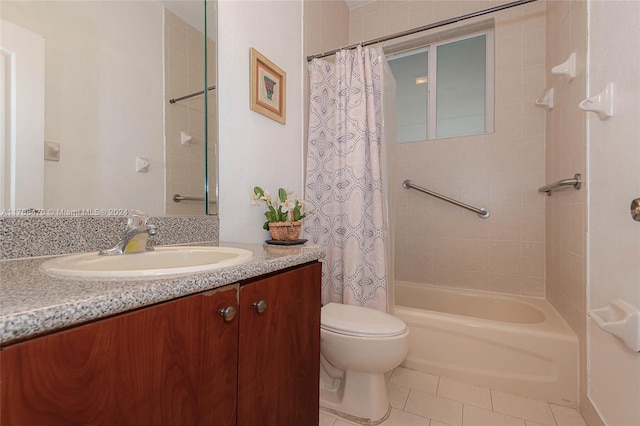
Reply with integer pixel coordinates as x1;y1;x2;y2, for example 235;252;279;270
394;282;578;407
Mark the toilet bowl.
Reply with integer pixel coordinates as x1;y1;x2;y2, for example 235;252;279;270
319;302;410;424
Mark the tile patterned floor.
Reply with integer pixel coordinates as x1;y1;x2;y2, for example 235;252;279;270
320;367;587;426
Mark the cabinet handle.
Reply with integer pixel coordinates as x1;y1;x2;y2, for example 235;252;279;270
252;300;267;314
220;306;236;322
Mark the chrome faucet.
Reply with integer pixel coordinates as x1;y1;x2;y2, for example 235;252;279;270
99;210;157;256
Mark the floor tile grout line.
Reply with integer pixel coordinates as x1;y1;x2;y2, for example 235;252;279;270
489;388;494;411
401;386;411;411
548;402;560;426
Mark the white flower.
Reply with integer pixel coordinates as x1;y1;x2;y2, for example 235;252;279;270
281;198;295;212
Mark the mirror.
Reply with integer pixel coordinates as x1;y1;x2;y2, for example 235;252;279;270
1;0;217;216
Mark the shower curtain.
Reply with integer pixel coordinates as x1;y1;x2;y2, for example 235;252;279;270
305;45;393;312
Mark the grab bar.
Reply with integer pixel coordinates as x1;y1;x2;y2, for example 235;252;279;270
173;194;217;204
402;180;490;219
537;174;581;196
169;85;216;104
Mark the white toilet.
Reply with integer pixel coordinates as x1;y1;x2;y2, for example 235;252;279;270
319;302;410;424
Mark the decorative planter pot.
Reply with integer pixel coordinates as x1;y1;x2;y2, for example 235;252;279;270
268;221;302;241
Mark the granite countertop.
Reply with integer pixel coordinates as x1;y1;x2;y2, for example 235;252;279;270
0;241;324;346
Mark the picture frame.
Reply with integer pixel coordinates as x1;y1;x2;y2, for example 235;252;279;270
250;48;286;124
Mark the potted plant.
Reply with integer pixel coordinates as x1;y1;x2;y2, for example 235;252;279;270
251;186;312;241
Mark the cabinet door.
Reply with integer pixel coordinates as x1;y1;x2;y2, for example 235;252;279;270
238;262;321;426
0;287;239;426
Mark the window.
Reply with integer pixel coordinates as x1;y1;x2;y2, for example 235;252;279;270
387;31;494;142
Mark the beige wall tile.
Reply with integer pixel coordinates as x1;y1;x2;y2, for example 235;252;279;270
496;33;523;71
523;27;546;67
433;0;461;22
304;0;323;38
487;207;523;241
523;242;545;278
407;0;434;29
489;173;523;208
384;2;409;35
483;273;523;294
495;69;524;108
522;207;545;242
488;240;522;275
362;8;386;41
522;277;545;297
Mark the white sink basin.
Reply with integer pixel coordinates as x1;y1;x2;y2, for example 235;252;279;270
39;246;254;278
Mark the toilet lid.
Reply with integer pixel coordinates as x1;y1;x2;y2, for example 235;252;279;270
321;303;407;337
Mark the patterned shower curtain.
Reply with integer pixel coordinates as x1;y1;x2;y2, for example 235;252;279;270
305;46;388;312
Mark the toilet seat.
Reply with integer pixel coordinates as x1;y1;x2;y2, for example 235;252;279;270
321;302;407;337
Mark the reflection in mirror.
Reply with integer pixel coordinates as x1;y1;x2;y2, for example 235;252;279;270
1;1;216;216
205;0;217;216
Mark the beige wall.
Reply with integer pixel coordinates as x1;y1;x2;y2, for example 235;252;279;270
350;0;547;296
164;10;215;216
585;1;640;424
217;0;304;243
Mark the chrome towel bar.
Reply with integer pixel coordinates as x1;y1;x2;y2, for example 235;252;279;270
402;180;490;219
537;174;581;196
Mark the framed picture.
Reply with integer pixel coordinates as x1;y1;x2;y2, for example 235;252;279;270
250;48;286;124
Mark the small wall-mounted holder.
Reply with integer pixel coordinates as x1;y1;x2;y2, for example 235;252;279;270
579;82;613;120
180;131;192;146
44;140;60;162
136;156;150;173
589;299;640;352
551;52;576;81
535;88;554;110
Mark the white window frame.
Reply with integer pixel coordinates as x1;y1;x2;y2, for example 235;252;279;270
387;29;494;141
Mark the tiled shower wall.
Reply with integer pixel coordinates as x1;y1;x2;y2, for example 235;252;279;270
544;1;599;424
350;0;547;297
164;10;216;216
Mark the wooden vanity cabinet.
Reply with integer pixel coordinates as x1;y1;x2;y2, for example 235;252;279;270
237;261;321;426
0;261;321;426
0;286;239;426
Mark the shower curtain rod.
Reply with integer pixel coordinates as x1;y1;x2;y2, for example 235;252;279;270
306;0;538;62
